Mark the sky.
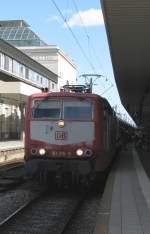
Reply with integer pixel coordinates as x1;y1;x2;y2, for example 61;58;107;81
0;0;133;123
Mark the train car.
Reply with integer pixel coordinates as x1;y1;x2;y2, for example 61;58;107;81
24;86;118;185
116;117;135;146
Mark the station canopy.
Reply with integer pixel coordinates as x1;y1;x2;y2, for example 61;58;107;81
101;0;150;128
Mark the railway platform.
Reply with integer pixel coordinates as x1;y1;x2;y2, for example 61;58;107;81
0;140;24;151
94;144;150;234
0;140;24;164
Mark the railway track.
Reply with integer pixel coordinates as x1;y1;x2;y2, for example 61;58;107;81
0;161;24;173
0;183;104;234
0;145;25;192
0;160;25;192
0;190;84;234
0;180;47;227
0;147;107;233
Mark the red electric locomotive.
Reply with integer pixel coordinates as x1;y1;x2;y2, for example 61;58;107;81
24;85;118;184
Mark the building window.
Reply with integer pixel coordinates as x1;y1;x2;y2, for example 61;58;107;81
0;53;4;69
0;52;52;89
52;83;55;89
4;55;12;72
36;74;39;82
0;53;1;68
25;67;29;79
19;64;25;77
29;70;34;82
13;60;20;75
42;77;48;87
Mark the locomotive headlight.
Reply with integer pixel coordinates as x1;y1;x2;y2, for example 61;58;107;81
76;149;84;156
39;148;46;155
57;120;65;127
31;148;37;155
84;149;93;157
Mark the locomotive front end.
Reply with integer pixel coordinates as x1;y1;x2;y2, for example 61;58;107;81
24;94;98;183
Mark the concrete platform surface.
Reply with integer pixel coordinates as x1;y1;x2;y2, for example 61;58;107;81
0;141;24;164
94;145;150;234
0;140;24;151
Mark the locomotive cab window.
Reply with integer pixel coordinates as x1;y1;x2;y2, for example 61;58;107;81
32;99;61;119
31;98;93;121
63;99;93;121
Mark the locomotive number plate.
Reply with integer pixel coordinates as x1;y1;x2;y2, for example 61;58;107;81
55;131;67;140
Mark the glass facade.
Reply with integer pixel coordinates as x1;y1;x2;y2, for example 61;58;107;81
0;20;47;47
0;52;49;87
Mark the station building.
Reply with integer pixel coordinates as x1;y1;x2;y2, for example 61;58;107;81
19;46;76;91
0;20;76;141
0;20;76;90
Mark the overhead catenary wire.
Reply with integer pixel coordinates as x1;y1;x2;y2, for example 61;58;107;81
71;0;99;70
51;0;97;73
51;0;115;96
70;0;114;87
100;84;114;96
51;0;128;122
71;0;89;40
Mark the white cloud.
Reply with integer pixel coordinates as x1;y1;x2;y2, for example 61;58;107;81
47;9;73;24
65;8;104;27
47;15;60;23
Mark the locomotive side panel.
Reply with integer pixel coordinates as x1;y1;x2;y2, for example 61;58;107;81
94;98;117;171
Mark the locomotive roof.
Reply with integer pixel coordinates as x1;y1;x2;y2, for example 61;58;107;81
29;91;114;115
29;92;113;112
30;92;102;99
